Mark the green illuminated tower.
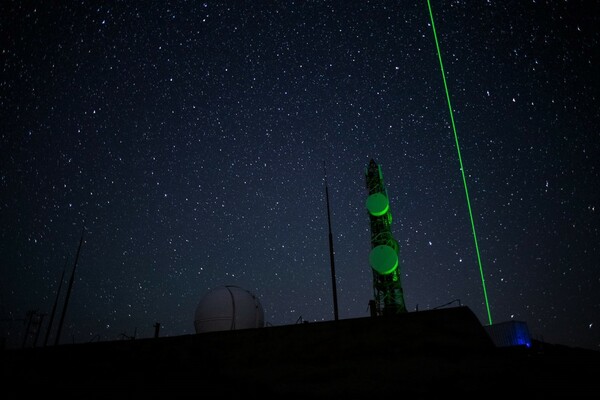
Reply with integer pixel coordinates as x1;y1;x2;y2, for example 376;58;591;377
365;159;407;315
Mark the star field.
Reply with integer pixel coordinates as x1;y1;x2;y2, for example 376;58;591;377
1;1;599;350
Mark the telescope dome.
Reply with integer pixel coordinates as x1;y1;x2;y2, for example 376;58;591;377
194;285;264;333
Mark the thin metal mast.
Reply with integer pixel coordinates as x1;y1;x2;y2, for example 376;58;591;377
324;162;339;321
55;227;85;345
43;261;66;346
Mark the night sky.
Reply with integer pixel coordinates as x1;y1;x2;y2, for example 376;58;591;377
2;1;598;351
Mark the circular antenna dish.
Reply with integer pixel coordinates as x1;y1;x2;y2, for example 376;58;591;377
366;192;389;216
194;285;264;333
369;244;398;275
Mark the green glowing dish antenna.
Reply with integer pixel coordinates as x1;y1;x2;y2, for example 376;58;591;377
369;244;398;275
365;158;407;314
366;192;389;217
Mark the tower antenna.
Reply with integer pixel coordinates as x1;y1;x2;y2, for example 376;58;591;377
324;161;339;321
43;261;67;346
365;159;407;315
55;227;85;345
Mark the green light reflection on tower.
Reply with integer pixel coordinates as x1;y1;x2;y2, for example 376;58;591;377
365;159;407;315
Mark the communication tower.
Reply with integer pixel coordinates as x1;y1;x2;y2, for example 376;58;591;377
365;159;407;315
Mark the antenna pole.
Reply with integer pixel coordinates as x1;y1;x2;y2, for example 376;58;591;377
55;227;85;346
44;261;67;346
324;162;339;321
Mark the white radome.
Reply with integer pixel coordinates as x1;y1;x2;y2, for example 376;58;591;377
194;285;265;333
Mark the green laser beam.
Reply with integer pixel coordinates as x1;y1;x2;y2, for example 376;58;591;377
426;0;493;325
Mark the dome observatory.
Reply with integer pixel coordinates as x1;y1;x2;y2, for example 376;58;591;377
194;285;265;333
